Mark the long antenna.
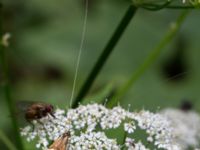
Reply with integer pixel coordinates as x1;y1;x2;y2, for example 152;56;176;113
69;0;88;108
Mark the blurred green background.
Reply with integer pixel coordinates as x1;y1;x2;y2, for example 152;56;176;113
0;0;200;149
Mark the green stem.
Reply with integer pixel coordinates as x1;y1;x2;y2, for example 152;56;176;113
0;47;24;150
142;4;198;10
140;1;171;11
107;10;190;108
0;4;24;150
72;4;138;108
165;5;198;9
0;130;17;150
121;132;127;150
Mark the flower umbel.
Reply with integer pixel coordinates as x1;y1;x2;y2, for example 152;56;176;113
160;108;200;150
21;104;180;150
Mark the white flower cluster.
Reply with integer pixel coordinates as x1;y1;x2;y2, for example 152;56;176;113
125;138;149;150
21;104;180;150
160;108;200;150
69;132;119;150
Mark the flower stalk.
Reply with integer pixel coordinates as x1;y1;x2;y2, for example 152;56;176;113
0;129;17;150
0;3;24;150
73;4;138;108
133;0;200;10
107;10;190;108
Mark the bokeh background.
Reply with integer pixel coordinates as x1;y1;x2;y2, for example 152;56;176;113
0;0;200;149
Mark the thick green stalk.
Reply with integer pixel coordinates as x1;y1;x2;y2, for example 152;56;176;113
72;5;138;108
0;4;24;150
0;47;24;150
107;10;190;108
0;130;17;150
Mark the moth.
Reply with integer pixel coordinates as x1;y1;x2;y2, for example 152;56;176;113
48;132;70;150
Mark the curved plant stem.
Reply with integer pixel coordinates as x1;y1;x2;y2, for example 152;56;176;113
0;45;24;150
142;4;198;10
140;1;171;11
107;10;190;108
0;4;24;150
0;130;17;150
72;4;138;108
165;6;196;9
